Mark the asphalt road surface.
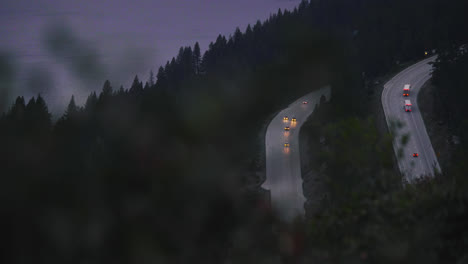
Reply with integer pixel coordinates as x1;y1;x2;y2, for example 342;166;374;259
382;56;442;182
262;86;331;221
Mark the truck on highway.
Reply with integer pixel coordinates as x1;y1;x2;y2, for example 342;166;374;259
405;100;412;112
403;84;410;96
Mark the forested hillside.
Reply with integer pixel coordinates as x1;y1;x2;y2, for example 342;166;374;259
1;0;467;263
294;1;468;263
432;45;468;146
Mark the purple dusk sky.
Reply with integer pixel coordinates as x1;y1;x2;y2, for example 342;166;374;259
1;0;301;115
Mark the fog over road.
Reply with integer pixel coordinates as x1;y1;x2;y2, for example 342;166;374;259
382;56;442;182
262;86;331;221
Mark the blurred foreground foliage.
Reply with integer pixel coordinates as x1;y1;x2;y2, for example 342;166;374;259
301;105;468;263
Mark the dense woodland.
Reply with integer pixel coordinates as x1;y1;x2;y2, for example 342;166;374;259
1;0;468;263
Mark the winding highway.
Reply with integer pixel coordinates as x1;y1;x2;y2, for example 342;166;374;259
263;55;440;220
382;56;442;182
262;86;331;221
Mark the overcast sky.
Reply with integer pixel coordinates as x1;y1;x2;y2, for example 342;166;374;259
0;0;301;115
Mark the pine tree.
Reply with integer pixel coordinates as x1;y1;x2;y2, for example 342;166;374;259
65;95;78;119
117;85;125;96
233;27;242;44
253;20;262;32
244;25;254;59
245;24;253;36
176;47;184;64
35;95;49;116
156;66;168;89
34;94;51;131
9;96;26;121
149;70;155;87
167;58;176;83
26;97;36;113
100;80;113;98
84;92;98;112
129;75;143;94
277;8;283;18
24;97;36;130
182;46;193;77
193;42;201;75
200;52;209;75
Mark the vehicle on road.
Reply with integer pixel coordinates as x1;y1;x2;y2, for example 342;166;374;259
413;153;419;157
403;84;410;96
291;117;297;122
284;143;290;147
283;116;289;121
302;101;308;104
405;100;412;112
284;126;290;131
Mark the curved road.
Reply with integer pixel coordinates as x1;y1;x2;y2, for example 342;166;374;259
262;86;331;221
382;56;441;182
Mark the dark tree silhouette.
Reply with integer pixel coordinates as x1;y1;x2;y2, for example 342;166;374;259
129;75;143;95
156;66;168;89
84;91;98;113
193;42;201;75
148;69;155;87
64;95;78;119
100;79;113;99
